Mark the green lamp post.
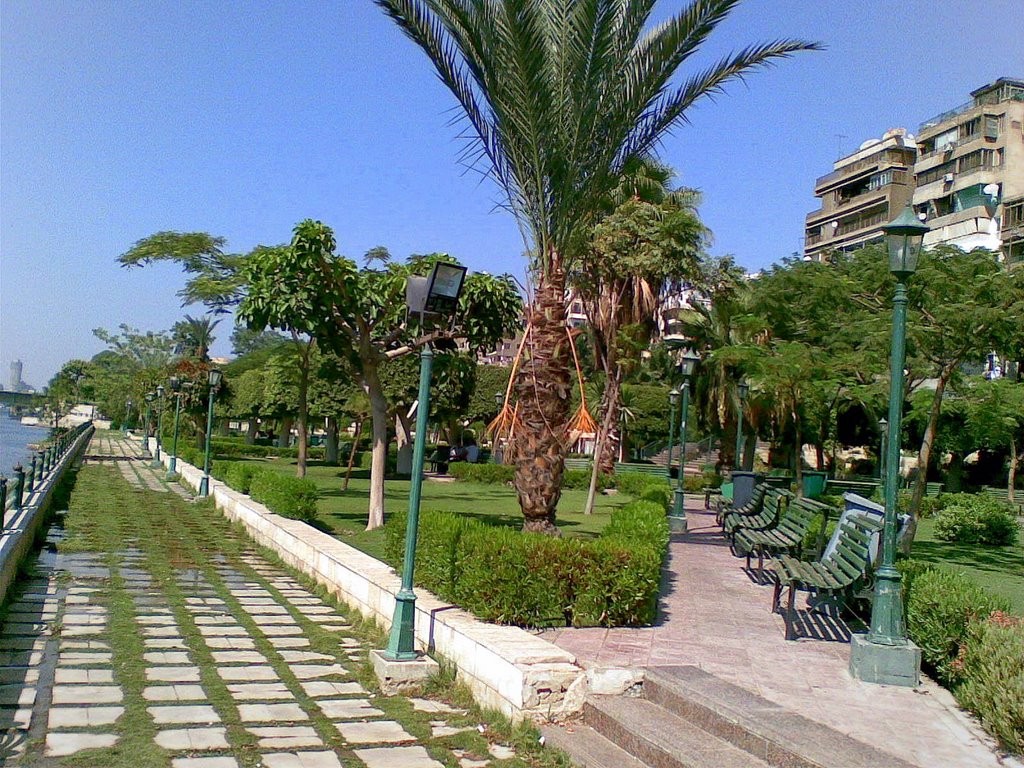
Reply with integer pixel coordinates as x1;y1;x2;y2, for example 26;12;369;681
199;369;223;497
877;417;888;481
144;392;155;451
666;388;680;483
385;262;468;662
850;204;928;686
152;385;165;467
734;379;749;470
673;350;700;521
166;377;186;480
123;398;133;437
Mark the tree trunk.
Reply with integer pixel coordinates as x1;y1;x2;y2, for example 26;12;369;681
278;417;293;448
910;368;952;519
363;362;390;531
946;451;964;492
343;420;362;491
395;412;413;450
325;416;339;464
296;358;309;478
1009;438;1019;503
245;419;257;444
815;443;825;472
584;371;622;515
743;430;757;473
514;264;571;534
793;412;803;497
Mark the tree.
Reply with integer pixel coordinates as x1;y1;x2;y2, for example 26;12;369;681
89;325;177;427
230;326;287;357
376;0;817;533
238;219;521;530
172;314;220;361
965;378;1024;500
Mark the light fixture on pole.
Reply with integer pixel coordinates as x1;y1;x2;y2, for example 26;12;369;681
153;385;165;467
199;369;223;497
673;350;700;522
877;417;888;481
851;204;928;686
123;399;133;437
144;392;156;450
666;388;681;485
734;379;749;470
383;262;467;667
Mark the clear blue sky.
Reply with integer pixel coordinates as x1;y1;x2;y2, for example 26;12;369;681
2;0;1022;387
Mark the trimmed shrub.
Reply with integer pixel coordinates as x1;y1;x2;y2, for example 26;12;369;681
933;494;1018;546
901;561;1011;683
224;463;265;495
447;463;515;484
381;495;670;628
613;472;670;498
248;471;319;523
953;612;1024;753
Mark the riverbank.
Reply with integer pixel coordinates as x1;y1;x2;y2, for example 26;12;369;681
0;415;48;472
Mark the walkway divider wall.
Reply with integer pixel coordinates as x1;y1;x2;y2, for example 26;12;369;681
0;423;95;605
148;438;591;722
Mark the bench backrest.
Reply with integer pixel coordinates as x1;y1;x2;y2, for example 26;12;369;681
822;514;883;586
774;497;823;538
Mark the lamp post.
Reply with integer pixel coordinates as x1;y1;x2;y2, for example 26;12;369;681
123;398;133;437
878;417;888;481
199;369;223;497
734;379;749;470
673;350;700;521
666;388;680;484
384;262;467;664
144;392;155;445
166;377;186;480
850;204;928;686
152;385;165;467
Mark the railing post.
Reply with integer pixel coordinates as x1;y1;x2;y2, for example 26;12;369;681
13;465;25;509
0;477;7;515
26;456;37;493
38;450;47;481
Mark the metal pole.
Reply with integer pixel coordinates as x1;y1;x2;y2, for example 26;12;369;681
666;394;678;485
734;393;745;471
385;344;434;660
13;465;25;509
673;380;691;519
199;387;216;497
153;399;164;466
167;394;182;479
868;279;909;645
879;423;888;482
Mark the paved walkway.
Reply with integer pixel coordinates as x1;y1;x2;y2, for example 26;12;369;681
0;435;518;767
543;498;1016;768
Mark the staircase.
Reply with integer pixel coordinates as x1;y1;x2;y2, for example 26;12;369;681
649;441;718;475
542;666;917;768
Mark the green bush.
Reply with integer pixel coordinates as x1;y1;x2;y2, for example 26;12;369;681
901;561;1011;683
248;471;319;523
224;463;265;495
613;472;669;498
382;495;669;628
447;463;516;484
933;494;1018;546
954;613;1024;753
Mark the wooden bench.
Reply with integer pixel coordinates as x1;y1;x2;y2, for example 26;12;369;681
613;462;667;477
763;475;793;490
734;497;831;574
982;486;1024;514
564;457;591;471
723;489;789;540
715;484;766;526
769;513;883;640
825;479;881;497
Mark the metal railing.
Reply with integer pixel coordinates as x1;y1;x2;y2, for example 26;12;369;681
2;421;91;518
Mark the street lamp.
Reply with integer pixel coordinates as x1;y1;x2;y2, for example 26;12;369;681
384;262;468;663
166;376;188;480
199;369;223;497
666;388;680;486
123;398;133;437
673;350;700;521
734;379;749;470
152;385;165;467
877;417;888;481
145;392;156;449
851;204;928;686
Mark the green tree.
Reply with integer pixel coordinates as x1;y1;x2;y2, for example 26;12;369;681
238;220;521;530
964;378;1024;499
376;0;817;533
89;325;177;427
172;314;220;361
230;326;287;357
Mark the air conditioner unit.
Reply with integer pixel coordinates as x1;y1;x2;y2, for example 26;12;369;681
943;173;955;183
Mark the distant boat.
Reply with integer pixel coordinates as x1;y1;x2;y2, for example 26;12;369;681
21;416;41;426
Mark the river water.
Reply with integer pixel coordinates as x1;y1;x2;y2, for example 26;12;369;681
0;414;49;476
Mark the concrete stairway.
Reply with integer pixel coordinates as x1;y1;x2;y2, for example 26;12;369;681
543;666;917;768
648;444;718;475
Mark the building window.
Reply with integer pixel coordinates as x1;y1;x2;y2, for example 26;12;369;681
984;115;1001;139
958;149;994;173
917;160;956;186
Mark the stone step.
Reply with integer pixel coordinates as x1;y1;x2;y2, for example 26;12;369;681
643;666;918;768
584;695;772;768
540;722;647;768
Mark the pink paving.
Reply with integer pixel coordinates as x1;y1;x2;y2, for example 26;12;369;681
542;498;1018;768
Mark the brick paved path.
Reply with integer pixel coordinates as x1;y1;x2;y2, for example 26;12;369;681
544;500;1017;768
0;435;514;767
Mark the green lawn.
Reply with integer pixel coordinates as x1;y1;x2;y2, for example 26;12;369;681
911;516;1024;614
241;458;631;561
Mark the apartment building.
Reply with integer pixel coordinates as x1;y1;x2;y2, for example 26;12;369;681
804;129;918;261
913;78;1024;256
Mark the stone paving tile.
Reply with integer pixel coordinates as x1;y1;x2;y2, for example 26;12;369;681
262;752;344;768
217;666;280;682
148;704;222;725
46;732;119;756
147;666;202;682
288;664;349;680
144;651;192;664
52;685;123;704
319;699;385;720
48;705;125;728
248;725;324;749
171;757;240;768
53;668;115;684
236;702;309;722
212;650;266;664
155;726;230;750
143;684;208;701
225;682;293;700
0;686;36;707
299;680;367;698
354;746;446;768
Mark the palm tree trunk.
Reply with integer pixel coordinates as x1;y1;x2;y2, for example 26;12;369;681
514;265;571;534
343;420;363;492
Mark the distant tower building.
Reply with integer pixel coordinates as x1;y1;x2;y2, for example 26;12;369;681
10;360;24;392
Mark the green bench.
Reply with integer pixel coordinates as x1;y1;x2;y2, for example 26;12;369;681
715;484;765;526
763;475;793;490
723;489;789;540
564;457;591;471
734;497;831;575
614;462;668;476
825;478;881;497
982;486;1024;514
769;513;883;640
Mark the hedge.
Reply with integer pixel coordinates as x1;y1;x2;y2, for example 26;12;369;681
209;439;326;461
932;494;1018;546
383;497;669;628
248;471;320;523
900;560;1021;752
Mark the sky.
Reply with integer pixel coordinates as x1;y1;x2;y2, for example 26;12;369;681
2;0;1022;387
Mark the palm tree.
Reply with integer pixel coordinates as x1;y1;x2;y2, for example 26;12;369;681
376;0;818;533
172;314;220;361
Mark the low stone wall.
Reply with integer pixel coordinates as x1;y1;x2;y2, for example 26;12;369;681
151;441;586;721
0;425;95;605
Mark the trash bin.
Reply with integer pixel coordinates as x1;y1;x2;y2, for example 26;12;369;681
802;471;828;499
